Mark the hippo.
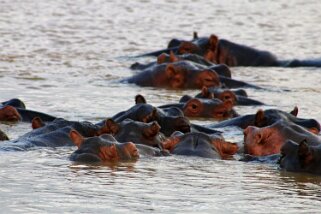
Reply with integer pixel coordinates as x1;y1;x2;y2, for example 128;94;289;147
98;118;166;148
131;51;232;78
109;95;221;136
1;98;56;123
136;32;321;67
125;60;261;89
162;131;238;159
69;130;140;163
124;61;222;89
194;86;264;106
108;95;191;136
279;139;321;175
158;97;238;120
207;107;320;133
0;118;109;150
243;120;321;156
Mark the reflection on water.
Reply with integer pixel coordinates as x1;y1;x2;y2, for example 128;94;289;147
1;0;321;213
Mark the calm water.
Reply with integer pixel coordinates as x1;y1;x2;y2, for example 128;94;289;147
1;0;321;213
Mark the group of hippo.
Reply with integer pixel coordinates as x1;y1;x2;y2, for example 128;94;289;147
1;33;321;175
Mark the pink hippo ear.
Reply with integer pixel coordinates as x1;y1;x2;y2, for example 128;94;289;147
201;86;214;99
169;51;179;63
69;129;85;148
104;119;120;135
157;53;168;64
161;134;181;152
298;139;313;167
165;63;177;78
135;94;146;104
290;106;299;117
254;109;266;127
193;31;199;40
31;117;45;129
209;34;219;50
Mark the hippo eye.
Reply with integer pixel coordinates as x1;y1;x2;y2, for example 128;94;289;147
224;95;231;100
191;104;198;109
204;78;213;82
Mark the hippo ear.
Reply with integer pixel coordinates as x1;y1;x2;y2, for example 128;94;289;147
298;139;313;167
105;119;120;135
161;133;181;151
254;109;266;127
69;129;84;148
209;34;219;50
290;106;299;117
179;95;192;103
201;86;214;99
169;51;179;62
165;63;177;78
204;50;215;62
31;117;45;129
135;94;146;104
193;31;199;40
157;53;168;64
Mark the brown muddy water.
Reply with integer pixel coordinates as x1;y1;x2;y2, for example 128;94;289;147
1;0;321;213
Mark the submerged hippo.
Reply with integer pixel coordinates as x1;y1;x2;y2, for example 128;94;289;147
0;118;109;150
162;131;238;159
1;98;56;123
279;139;321;175
124;61;221;89
243;120;321;156
207;107;320;133
69;130;140;163
194;86;264;106
158;97;238;120
136;32;321;67
98;118;166;148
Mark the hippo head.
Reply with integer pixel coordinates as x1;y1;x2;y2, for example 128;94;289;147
162;131;238;159
0;105;22;122
279;140;321;175
176;34;219;63
69;130;139;163
243;122;286;156
181;97;237;120
156;106;191;136
196;87;238;106
164;63;221;89
100;118;165;148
